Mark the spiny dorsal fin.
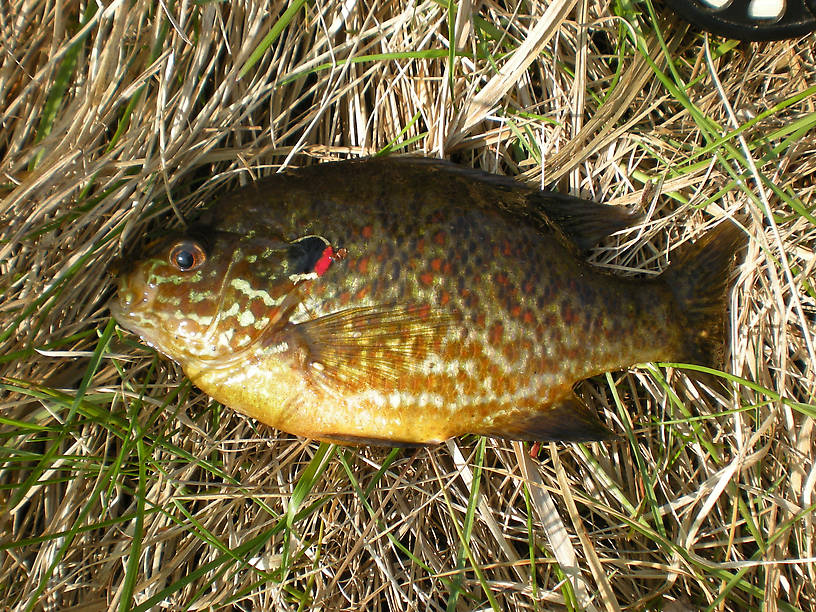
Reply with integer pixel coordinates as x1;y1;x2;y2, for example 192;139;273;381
484;393;614;442
387;157;638;250
288;303;453;391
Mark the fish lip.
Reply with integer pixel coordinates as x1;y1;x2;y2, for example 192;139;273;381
107;299;181;362
107;294;249;369
108;257;126;277
107;297;124;324
108;297;152;340
110;271;158;319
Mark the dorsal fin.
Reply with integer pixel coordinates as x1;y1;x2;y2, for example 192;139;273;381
525;191;638;251
385;157;638;250
199;157;635;251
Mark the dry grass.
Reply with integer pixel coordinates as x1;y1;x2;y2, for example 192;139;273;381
1;1;815;610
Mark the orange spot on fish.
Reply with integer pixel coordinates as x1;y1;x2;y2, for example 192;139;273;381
355;287;369;300
523;309;535;324
488;322;504;345
193;299;212;318
420;272;434;286
510;305;522;318
250;298;266;319
417;238;425;253
430;258;442;272
433;231;446;246
444;343;459;360
356;257;369;274
461;375;478;396
443;262;452;274
361;225;373;238
562;304;577;324
439;290;451;306
495;272;509;286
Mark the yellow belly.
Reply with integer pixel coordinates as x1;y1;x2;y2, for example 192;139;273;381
185;353;455;444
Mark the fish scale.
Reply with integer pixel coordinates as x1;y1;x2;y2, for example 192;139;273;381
110;157;744;445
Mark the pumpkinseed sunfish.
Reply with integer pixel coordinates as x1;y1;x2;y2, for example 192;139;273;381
110;157;744;446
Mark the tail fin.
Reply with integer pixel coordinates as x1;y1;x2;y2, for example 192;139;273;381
661;221;746;368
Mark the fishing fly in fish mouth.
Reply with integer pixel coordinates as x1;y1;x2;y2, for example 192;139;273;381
110;157;745;447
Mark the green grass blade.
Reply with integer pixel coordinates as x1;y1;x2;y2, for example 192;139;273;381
446;437;485;611
29;3;99;170
280;443;337;574
119;437;147;612
8;319;115;512
238;0;310;79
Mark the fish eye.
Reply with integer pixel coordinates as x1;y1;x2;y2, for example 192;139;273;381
169;240;206;272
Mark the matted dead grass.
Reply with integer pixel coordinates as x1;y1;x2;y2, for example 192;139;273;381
1;1;815;610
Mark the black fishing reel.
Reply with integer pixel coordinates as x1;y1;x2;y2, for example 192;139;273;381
666;0;816;40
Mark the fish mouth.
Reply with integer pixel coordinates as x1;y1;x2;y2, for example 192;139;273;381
108;297;125;325
108;296;159;348
108;275;166;352
108;297;194;364
109;275;156;323
108;280;240;368
108;297;141;334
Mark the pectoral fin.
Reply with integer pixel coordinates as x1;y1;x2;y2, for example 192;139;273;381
485;394;614;442
287;303;453;391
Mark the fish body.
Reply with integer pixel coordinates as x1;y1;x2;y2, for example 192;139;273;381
111;158;742;445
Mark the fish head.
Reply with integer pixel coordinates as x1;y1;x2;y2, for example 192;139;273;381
109;229;327;365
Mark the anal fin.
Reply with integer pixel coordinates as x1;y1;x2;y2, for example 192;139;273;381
317;433;431;448
485;394;614;443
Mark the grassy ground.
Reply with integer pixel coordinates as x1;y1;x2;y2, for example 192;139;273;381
2;1;815;610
